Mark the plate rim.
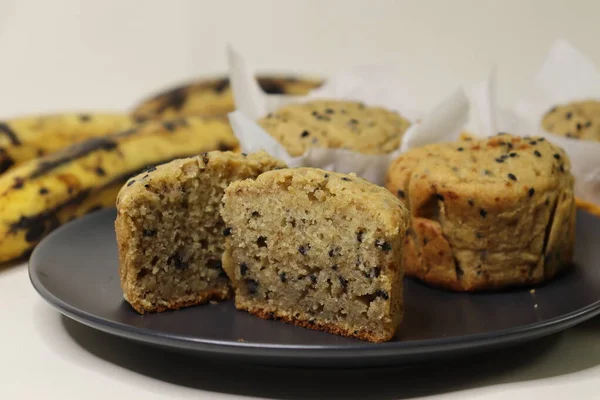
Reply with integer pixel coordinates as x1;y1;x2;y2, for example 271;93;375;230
28;208;600;361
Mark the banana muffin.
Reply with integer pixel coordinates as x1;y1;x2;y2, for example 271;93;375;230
386;134;575;291
221;168;409;342
257;100;411;156
542;100;600;141
115;151;285;313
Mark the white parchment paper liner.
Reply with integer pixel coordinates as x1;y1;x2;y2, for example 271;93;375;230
466;40;600;205
226;46;469;185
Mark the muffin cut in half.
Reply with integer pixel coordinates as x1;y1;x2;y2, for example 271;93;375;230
115;151;286;313
385;134;575;291
221;168;409;342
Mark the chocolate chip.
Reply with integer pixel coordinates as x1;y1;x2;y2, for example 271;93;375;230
169;254;188;270
338;276;348;288
202;153;209;165
529;140;537;145
240;263;248;276
95;166;106;176
577;123;583;131
324;174;329;178
495;158;504;163
371;267;381;278
251;211;260;217
528;188;535;197
423;237;429;245
279;272;287;283
585;121;592;128
143;229;157;237
223;227;232;236
559;164;565;172
566;112;572;120
375;290;389;300
480;209;487;218
468;199;475;206
301;130;310;137
436;193;445;201
457;147;464;152
341;177;351;182
534;150;542;157
325;108;335;114
299;246;307;255
39;187;49;195
309;274;318;283
553;153;561;160
508;173;517;181
397;189;405;199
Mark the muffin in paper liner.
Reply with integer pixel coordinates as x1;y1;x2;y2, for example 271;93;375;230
226;45;469;186
466;43;600;215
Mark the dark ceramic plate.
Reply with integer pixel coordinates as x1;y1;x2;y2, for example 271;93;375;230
29;209;600;367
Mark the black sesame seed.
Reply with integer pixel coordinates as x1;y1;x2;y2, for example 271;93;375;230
566;112;573;120
349;118;359;124
240;263;248;276
375;290;389;300
538;137;545;142
529;140;537;145
251;211;260;217
508;173;517;181
553;153;561;160
528;188;535;197
457;147;464;152
332;265;338;271
279;272;287;283
241;153;248;157
565;132;574;138
559;164;565;172
95;166;106;176
397;190;405;199
480;209;487;218
325;108;335;114
534;150;542;157
338;276;348;288
500;155;508;160
495;158;504;163
375;239;392;252
301;130;310;138
357;231;364;243
223;227;232;236
577;123;583;131
341;177;351;182
143;229;157;237
585;121;592;128
483;170;491;176
39;187;49;195
423;237;429;245
468;199;474;206
509;152;517;157
246;279;258;294
324;174;329;178
311;111;318;116
475;232;484;239
127;180;135;186
309;274;318;283
436;193;445;201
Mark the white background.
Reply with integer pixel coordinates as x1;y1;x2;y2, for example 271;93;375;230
1;1;599;399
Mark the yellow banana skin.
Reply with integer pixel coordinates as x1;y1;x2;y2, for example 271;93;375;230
0;116;238;262
132;75;323;120
0;113;137;174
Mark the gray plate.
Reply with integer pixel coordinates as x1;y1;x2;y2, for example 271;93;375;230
29;208;600;367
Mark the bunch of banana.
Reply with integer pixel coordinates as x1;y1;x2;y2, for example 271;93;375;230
0;116;238;262
0;113;137;174
131;75;323;120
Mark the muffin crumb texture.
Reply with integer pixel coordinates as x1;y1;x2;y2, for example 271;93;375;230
258;100;411;156
386;134;575;291
115;151;285;313
221;167;408;342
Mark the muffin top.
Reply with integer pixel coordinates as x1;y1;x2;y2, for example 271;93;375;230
542;100;600;141
258;100;411;156
386;134;573;214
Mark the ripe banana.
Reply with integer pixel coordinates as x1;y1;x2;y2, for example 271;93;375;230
0;116;238;262
132;75;323;120
0;113;138;174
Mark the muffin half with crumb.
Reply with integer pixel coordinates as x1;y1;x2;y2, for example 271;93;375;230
221;167;409;342
115;151;286;314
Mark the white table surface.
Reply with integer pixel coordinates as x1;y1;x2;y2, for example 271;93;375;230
1;1;600;399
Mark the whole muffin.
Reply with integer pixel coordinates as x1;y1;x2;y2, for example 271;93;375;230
385;134;575;291
542;100;600;141
258;100;411;156
132;76;323;120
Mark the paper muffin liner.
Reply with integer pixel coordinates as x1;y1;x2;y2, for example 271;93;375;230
226;45;469;185
467;40;600;207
